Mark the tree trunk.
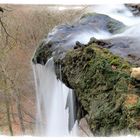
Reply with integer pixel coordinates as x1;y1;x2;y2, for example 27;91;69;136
16;90;25;135
5;96;13;136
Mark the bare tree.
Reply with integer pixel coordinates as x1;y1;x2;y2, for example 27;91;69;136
1;67;14;136
0;63;26;134
5;95;13;136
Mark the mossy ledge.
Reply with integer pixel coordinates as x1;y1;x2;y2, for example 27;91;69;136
54;43;140;136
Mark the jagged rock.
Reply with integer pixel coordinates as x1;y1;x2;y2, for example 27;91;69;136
125;4;140;16
74;41;85;49
88;37;112;48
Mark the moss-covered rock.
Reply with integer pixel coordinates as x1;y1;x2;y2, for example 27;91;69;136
32;40;52;65
54;43;140;136
32;12;140;136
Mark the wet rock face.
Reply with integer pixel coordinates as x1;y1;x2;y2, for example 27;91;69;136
32;13;125;65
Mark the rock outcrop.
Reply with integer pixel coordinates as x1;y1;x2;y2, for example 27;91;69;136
54;43;140;136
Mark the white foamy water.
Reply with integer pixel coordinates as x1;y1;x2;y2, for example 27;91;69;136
71;4;140;43
85;4;140;40
89;4;140;26
72;31;112;44
33;58;78;136
113;23;140;38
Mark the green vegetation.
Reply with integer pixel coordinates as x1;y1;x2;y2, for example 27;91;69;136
55;43;140;136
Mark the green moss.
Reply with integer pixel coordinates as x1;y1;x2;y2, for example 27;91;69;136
110;58;121;66
55;43;140;136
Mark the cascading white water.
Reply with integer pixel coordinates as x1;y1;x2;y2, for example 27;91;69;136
33;58;78;136
86;5;140;40
88;4;140;26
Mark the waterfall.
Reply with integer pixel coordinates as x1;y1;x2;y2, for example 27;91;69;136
31;4;140;137
33;58;77;136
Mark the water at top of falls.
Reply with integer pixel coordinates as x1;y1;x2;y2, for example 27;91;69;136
33;58;78;137
44;4;140;49
71;31;112;44
89;4;140;26
85;4;140;39
71;4;140;43
112;23;140;38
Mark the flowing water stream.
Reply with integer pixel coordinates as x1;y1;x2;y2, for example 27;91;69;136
33;56;79;136
33;58;76;136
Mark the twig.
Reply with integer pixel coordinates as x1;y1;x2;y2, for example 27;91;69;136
0;17;16;41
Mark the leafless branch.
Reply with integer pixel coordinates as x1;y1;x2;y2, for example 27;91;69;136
0;17;16;40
